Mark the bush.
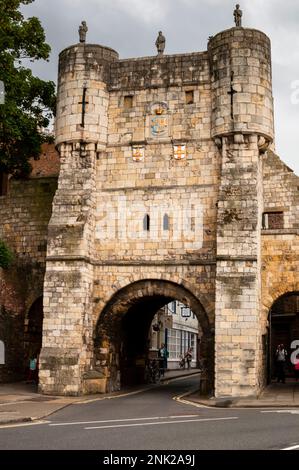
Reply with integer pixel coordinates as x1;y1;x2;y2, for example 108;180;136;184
0;240;13;269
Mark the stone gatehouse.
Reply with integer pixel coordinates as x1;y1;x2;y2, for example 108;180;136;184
0;15;298;398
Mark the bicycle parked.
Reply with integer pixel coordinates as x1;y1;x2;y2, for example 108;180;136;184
179;355;186;369
145;359;161;384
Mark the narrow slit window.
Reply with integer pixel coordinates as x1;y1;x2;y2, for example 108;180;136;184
0;172;8;196
124;95;133;109
185;90;194;104
163;213;169;231
143;214;150;231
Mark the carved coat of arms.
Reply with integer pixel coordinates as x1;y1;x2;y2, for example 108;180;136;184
173;144;186;160
151;115;168;137
132;146;145;162
149;102;169;138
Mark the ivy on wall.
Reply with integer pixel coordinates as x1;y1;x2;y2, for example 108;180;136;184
0;240;13;269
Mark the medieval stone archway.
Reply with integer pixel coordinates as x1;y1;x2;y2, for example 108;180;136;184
268;292;299;383
93;279;214;394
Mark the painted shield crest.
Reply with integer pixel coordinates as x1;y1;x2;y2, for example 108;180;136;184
151;115;168;137
173;144;186;160
132;146;145;162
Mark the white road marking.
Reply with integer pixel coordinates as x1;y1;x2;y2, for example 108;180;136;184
85;416;238;430
282;444;299;450
261;410;299;415
176;398;208;408
49;414;200;427
0;420;49;429
173;389;210;409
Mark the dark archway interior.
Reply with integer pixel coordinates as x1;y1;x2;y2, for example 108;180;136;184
269;292;299;380
120;295;172;386
94;280;213;393
24;297;43;374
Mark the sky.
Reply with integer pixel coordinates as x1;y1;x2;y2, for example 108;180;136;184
22;0;299;174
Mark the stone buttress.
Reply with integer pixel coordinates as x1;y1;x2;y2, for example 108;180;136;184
39;44;118;395
209;28;274;397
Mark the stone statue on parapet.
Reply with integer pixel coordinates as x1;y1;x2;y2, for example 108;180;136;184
234;4;242;27
155;31;166;56
79;21;88;43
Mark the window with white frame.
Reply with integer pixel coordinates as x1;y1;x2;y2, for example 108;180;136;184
168;329;180;359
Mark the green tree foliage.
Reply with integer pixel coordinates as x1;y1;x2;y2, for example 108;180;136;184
0;240;13;268
0;0;56;177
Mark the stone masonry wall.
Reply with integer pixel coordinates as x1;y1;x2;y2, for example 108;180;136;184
95;86;218;261
0;176;57;381
96;54;217;262
263;151;299;229
261;151;299;361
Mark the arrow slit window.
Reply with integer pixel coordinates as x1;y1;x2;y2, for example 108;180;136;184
143;214;150;231
163;214;169;231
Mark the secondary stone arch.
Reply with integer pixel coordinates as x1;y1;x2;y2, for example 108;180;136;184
265;290;299;383
262;279;299;323
93;279;214;394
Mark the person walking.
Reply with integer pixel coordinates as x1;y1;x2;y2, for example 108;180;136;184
185;347;193;370
26;354;37;384
158;343;169;377
275;344;288;383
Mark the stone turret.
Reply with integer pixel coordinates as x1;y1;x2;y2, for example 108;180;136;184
55;43;118;146
211;27;274;398
39;41;118;395
208;27;274;143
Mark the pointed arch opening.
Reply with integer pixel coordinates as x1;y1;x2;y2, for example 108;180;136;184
267;292;299;384
93;280;214;394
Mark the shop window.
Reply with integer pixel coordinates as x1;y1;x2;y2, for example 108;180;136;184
262;212;284;230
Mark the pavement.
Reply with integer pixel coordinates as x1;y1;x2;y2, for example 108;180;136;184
188;379;299;408
0;368;200;425
0;371;299;425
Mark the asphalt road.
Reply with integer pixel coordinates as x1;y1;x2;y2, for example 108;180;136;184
0;375;299;450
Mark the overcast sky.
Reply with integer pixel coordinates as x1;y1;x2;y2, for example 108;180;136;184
23;0;299;174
